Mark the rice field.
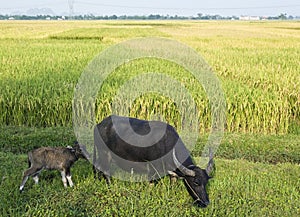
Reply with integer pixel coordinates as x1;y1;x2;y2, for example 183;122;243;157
0;20;299;133
0;20;299;216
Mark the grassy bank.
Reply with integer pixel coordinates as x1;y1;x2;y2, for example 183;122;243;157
0;150;299;216
0;126;299;216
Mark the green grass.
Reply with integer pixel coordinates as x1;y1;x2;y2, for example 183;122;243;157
0;150;299;216
0;126;299;216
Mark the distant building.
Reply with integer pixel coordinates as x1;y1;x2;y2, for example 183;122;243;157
239;16;260;21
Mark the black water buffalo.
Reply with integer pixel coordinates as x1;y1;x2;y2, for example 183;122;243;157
93;115;214;207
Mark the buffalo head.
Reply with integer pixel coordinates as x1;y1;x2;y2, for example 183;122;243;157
173;150;214;207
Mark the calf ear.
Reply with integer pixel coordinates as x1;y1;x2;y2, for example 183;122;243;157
67;145;76;153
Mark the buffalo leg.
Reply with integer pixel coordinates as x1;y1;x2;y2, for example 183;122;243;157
94;165;111;185
94;151;111;184
147;165;160;184
100;159;111;185
93;164;102;180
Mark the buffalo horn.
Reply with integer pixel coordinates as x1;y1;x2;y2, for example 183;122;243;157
172;149;195;177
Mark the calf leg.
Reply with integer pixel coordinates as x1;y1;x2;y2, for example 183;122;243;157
20;166;42;192
65;167;74;187
32;174;39;184
60;170;68;188
66;175;73;187
32;169;42;185
20;176;28;192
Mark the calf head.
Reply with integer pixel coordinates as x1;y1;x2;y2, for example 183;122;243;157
173;150;214;207
71;142;90;160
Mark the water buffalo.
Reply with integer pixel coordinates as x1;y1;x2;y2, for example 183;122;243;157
93;115;214;207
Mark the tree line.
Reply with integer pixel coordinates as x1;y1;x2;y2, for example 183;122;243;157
0;13;297;20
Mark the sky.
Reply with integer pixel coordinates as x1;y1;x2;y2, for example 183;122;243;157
0;0;300;16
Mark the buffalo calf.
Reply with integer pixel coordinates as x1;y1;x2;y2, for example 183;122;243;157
20;142;88;192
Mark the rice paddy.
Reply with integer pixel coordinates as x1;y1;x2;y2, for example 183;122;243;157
0;20;299;216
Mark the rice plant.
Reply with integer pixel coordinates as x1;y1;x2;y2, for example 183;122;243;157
0;21;299;134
